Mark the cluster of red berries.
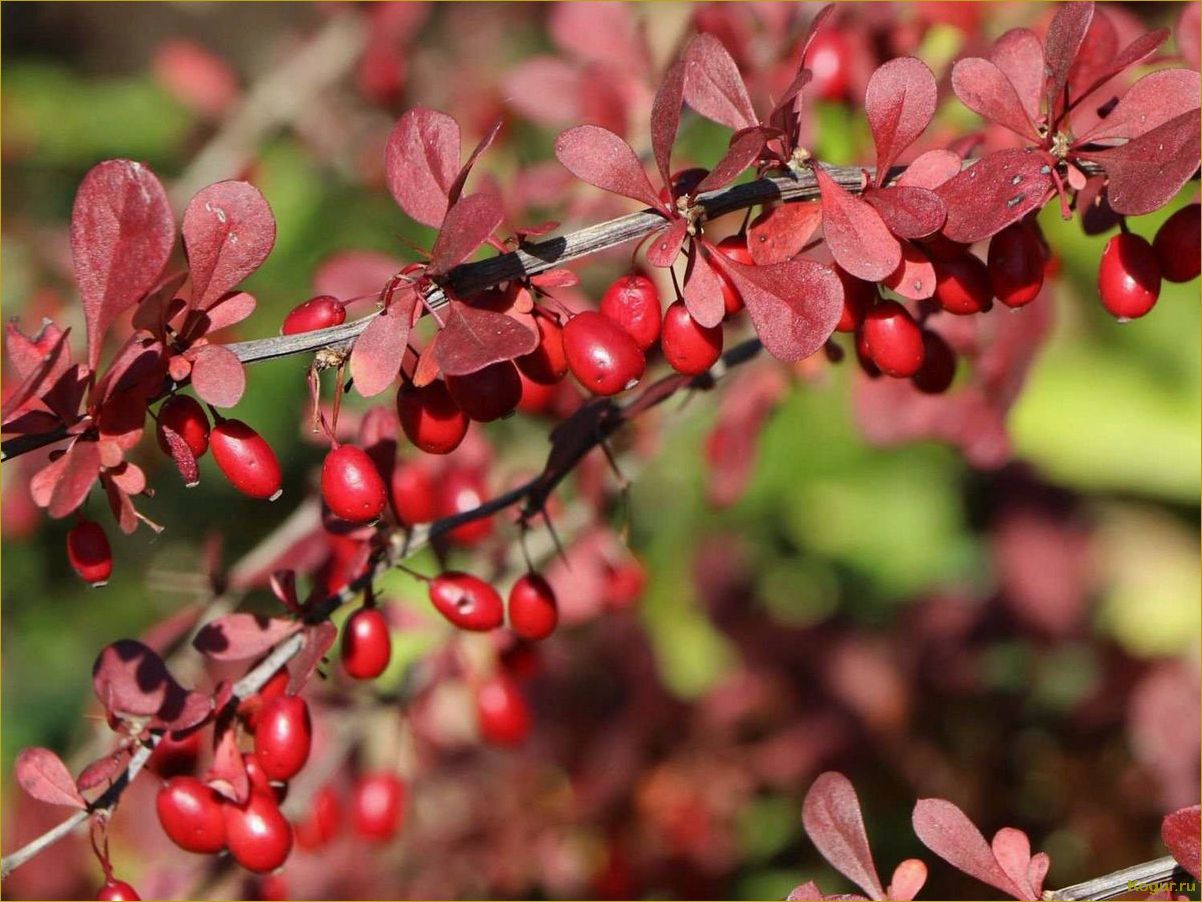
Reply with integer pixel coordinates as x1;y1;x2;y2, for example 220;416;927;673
1098;204;1200;320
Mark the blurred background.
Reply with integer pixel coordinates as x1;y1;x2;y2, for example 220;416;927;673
2;2;1198;899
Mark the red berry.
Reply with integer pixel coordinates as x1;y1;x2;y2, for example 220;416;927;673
714;235;753;314
807;30;851;101
599;275;662;351
156;776;227;854
475;674;532;747
96;880;140;901
988;223;1045;307
428;571;504;631
295;784;342;851
833;267;876;333
604;559;646;610
397;381;469;455
156;395;210;458
241;666;289;734
508;573;558;641
1098;233;1161;320
911;330;957;394
933;254;993;315
341;606;392;679
661;302;723;375
446;361;522;422
321;444;387;523
658;167;710;204
517;369;558;415
1153;203;1200;282
224;792;293;873
210;419;283;500
351;772;405;842
390;460;438;526
437;469;493;546
67;519;112;587
253;695;311;782
281;295;346;335
516;314;569;384
563;311;646;396
148;728;203;778
859;300;925;378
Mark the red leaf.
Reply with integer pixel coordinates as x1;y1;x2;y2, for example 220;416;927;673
748;202;822;265
695;128;768;194
682;247;727;328
350;289;418;397
385;106;461;228
646;219;689;268
554;125;668;212
549;1;648;75
448;119;503;207
912;798;1024;898
786;882;825;901
683;33;759;132
15;748;87;810
102;473;140;535
530;268;578;289
1178;3;1200;70
1079;69;1201;143
1044;1;1095;123
92;640;176;717
936;149;1056;243
1027;853;1050;897
77;747;131;792
192;613;300;661
882;239;936;300
182;181;275;310
108;461;146;497
48;439;102;519
0;326;72;422
149;685;212;732
887;860;928;901
704;364;787;508
711;256;842;361
4;319;68;382
812;166;901;282
207;727;249;804
70;160;175;372
314;250;403;300
866;57;938;182
287;622;338;694
94;335;165;406
428;193;504;275
1162;805;1201;880
802;772;885;900
991;828;1037;900
435;301;538;377
650;59;686;191
896;150;962;190
198;291;257;334
1078;109;1202;216
190;343;246;408
990;29;1045;125
951;58;1040;142
160;426;199;486
1071;29;1169;113
864;186;946;239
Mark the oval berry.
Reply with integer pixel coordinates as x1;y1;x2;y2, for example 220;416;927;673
295;784;342;851
351;772;405;842
833;267;876;333
562;311;645;396
446;361;522;422
396;381;469;455
714;235;753;314
516;314;569;384
1153;203;1200;283
390;459;437;526
604;559;646;610
242;751;279;801
67;519;112;587
807;30;851;101
988;223;1045;308
96;880;140;901
321;444;387;523
911;330;957;395
428;571;504;631
517;370;558;415
210;419;283;500
508;573;558;641
341;606;392;679
599;274;662;350
224;792;293;873
859;301;925;378
437;469;493;546
933;254;993;315
1098;233;1161;320
156;776;227;854
156;395;210;459
281;295;346;335
253;695;311;782
241;666;289;734
476;674;532;747
661;301;723;375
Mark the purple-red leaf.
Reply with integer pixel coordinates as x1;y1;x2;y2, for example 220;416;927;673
428;192;504;275
936;149;1056;243
802;772;885;900
864;186;946;239
695;128;768;194
1163;805;1201;880
866;57;938;182
15;748;87;810
951;58;1041;142
160;425;200;487
193;613;300;661
683;33;759;133
207;727;249;804
0;326;72;422
1071;29;1170;113
48;439;102;519
77;747;131;792
435;301;539;376
896;150;963;190
199;291;257;334
912;798;1024;899
651;59;687;192
887;859;928;901
748;202;822;265
314;250;404;301
288;622;338;694
812;166;901;281
190;344;245;408
1078;69;1201;143
646;219;689;268
554;125;668;212
350;288;418;398
71;160;175;372
989;29;1046;126
385;107;461;228
182;181;276;310
682;248;727;328
448;119;503;207
991;828;1037;900
92;639;176;718
883;239;936;300
1078;109;1202;215
1044;1;1095;123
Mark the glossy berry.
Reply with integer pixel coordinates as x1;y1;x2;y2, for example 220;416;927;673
859;301;925;378
397;381;469;455
390;459;437;526
351;772;405;842
67;519;112;587
911;330;957;395
156;395;210;458
96;880;140;901
658;167;709;204
295;784;342;851
599;274;662;350
833;267;876;333
156;776;227;854
224;792;293;873
242;666;289;734
714;235;753;314
475;674;532;746
253;695;311;782
563;311;645;396
934;255;993;315
1153;203;1200;282
210;419;283;500
661;302;723;375
341;606;392;679
446;361;522;422
988;223;1045;308
508;573;559;641
281;295;346;335
806;30;851;101
1098;233;1161;320
516;314;569;384
428;571;504;631
604;559;646;610
147;728;203;778
321;444;387;523
438;469;493;546
517;370;558;415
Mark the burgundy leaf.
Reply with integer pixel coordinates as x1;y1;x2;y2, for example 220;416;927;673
936;149;1056;243
428;193;504;275
411;333;442;387
48;439;102;519
895;150;962;190
1162;805;1201;880
77;747;131;792
198;291;257;334
802;772;885;899
148;685;211;732
0;326;72;422
1071;29;1169;114
130;270;188;335
1044;1;1095;123
711;256;842;361
350;289;418;398
385;106;461;228
554;125;668;212
182;181;276;310
14;748;87;810
94;335;165;406
883;239;936;300
287;621;338;694
435;301;539;376
866;57;938;182
529;268;578;289
812;165;901;281
5;319;68;382
108;461;146;497
912;798;1024;898
314;250;403;301
991;828;1037;900
651;59;687;191
1027;853;1050;896
683;33;759;132
102;476;139;536
192;613;300;661
1078;69;1201;143
1078;109;1202;215
748;202;822;265
682;247;727;328
207;727;249;804
70;160;175;371
270;570;301;614
864;186;946;239
189;344;245;408
801;4;837;63
695;128;768;194
646;219;689;268
160;425;200;487
990;28;1045;126
951;58;1041;141
447;119;503;207
92;639;175;718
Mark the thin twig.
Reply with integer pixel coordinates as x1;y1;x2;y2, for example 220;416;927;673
1043;855;1192;900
